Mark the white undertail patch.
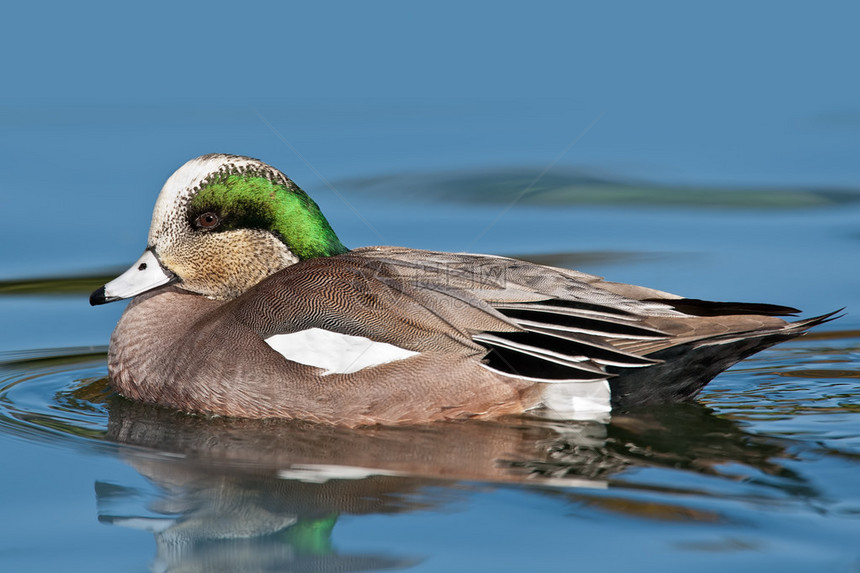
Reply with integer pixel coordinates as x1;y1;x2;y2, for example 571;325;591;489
265;328;419;375
477;363;612;421
539;380;612;421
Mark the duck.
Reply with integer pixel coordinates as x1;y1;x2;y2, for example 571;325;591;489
90;154;838;426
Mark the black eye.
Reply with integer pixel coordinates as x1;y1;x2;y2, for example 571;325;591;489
195;212;220;229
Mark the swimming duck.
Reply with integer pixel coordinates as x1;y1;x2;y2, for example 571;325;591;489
90;154;836;426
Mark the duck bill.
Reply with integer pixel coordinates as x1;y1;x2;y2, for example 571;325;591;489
90;249;178;306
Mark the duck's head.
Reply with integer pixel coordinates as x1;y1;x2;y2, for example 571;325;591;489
90;154;347;305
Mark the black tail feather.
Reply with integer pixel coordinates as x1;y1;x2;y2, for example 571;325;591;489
645;298;802;317
608;309;843;408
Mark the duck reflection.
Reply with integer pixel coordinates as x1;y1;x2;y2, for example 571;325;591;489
95;393;815;572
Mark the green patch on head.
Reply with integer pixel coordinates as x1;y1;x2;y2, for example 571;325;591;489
188;174;348;259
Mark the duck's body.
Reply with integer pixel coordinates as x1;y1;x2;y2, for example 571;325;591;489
92;154;836;426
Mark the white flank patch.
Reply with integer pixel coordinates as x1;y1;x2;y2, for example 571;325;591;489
539;380;612;421
277;464;404;483
109;517;177;534
265;328;419;375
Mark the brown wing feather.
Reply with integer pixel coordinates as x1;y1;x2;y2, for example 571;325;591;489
229;247;831;385
227;252;519;354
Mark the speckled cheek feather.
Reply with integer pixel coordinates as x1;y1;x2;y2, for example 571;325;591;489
148;155;268;248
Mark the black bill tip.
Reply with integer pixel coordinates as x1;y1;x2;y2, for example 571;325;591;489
89;286;118;306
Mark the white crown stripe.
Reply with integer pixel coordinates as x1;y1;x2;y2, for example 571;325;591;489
148;155;278;246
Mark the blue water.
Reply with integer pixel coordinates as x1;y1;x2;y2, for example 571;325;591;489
3;3;860;571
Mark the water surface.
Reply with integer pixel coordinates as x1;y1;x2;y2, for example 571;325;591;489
1;98;859;571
